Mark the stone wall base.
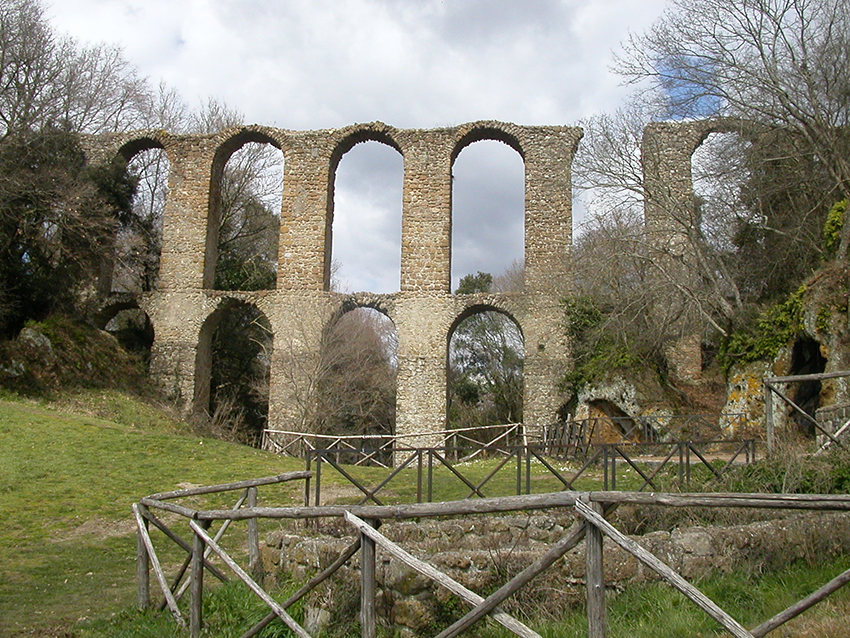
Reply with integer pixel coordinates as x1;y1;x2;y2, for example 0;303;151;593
262;511;850;635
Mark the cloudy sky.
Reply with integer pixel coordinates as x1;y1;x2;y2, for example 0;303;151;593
48;0;670;293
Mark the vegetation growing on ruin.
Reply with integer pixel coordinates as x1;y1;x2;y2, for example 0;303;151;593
717;286;806;371
823;199;848;259
560;294;644;398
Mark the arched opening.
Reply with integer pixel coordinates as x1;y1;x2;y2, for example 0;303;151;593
789;336;827;437
329;139;403;293
447;306;524;438
113;140;169;292
692;131;751;252
103;309;154;365
451;138;524;292
314;306;398;437
195;301;272;445
206;134;283;291
585;399;642;444
95;300;154;367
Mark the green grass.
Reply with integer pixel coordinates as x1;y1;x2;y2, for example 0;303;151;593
3;390;850;637
0;392;304;635
78;580;305;638
540;557;850;638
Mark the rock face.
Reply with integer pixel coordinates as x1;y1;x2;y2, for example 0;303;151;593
722;264;850;442
263;511;850;635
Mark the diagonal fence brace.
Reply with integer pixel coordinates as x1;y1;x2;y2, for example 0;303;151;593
345;511;540;638
189;520;313;638
574;498;754;638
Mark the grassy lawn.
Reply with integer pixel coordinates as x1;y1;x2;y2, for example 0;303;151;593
0;391;304;635
3;390;849;637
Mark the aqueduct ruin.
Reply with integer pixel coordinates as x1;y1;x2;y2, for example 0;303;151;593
82;118;733;442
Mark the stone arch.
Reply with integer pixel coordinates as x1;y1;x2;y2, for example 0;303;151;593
449;127;526;291
194;298;273;441
117;136;166;162
641;117;765;381
446;302;525;428
204;128;285;290
325;125;404;293
314;298;399;436
450;123;525;163
93;296;155;364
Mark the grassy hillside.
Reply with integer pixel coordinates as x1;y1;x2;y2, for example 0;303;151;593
3;390;850;638
0;390;304;636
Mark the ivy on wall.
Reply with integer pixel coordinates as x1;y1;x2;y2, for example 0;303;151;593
718;286;806;370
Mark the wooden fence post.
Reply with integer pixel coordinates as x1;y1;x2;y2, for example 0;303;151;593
314;454;322;507
247;487;263;581
136;504;150;610
190;527;205;638
360;519;377;638
765;381;775;456
586;500;606;638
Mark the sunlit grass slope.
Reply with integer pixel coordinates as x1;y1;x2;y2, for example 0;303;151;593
0;391;303;635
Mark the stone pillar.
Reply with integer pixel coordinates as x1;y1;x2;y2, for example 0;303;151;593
147;136;218;412
399;131;454;294
277;133;334;292
521;301;570;438
523;126;582;297
394;297;452;448
145;292;215;414
641;121;713;381
519;126;581;432
157;136;216;291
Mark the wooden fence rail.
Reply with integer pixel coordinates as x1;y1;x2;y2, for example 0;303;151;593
134;479;850;638
263;416;748;467
306;439;757;507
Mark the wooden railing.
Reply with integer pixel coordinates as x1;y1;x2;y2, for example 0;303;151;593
132;471;311;630
263;415;748;467
764;371;850;454
262;422;526;467
134;483;850;638
541;413;748;456
306;439;757;506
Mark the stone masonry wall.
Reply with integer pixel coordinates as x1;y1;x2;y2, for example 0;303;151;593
81;121;581;437
263;511;850;635
81;118;730;437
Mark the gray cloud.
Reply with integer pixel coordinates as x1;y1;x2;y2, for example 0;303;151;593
48;0;668;292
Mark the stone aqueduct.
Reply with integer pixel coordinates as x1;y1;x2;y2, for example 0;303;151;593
81;118;730;442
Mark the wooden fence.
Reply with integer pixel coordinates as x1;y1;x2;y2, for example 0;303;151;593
135;475;850;638
764;371;850;454
305;439;757;506
262;422;525;467
262;415;748;467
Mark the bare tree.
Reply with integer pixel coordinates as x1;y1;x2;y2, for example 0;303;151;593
0;0;151;137
273;303;397;437
0;0;62;137
448;271;524;430
616;0;850;212
314;308;397;436
575;104;744;342
570;0;849;389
